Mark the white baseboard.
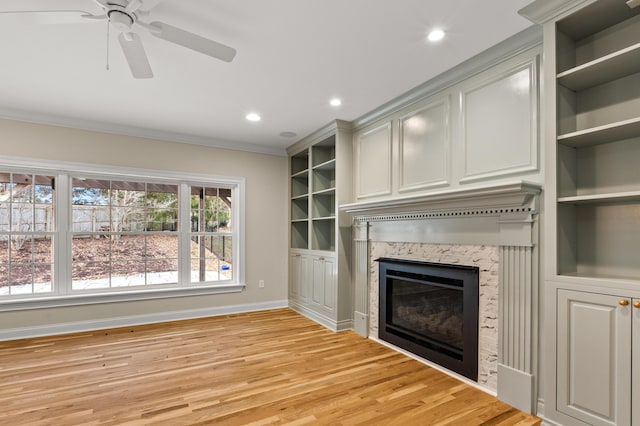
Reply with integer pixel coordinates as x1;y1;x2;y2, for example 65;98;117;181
497;363;534;414
0;300;288;342
354;310;368;337
536;399;563;426
288;302;353;332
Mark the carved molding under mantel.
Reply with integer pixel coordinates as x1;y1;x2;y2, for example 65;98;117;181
340;181;541;221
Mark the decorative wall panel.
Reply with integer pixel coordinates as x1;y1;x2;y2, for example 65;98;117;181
461;60;538;183
355;123;392;200
398;98;450;193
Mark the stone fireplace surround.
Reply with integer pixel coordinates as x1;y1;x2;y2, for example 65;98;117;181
341;181;541;414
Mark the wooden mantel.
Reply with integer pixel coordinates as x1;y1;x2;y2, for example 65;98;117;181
340;180;541;218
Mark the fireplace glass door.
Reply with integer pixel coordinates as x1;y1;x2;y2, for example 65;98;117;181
378;258;479;380
389;276;463;360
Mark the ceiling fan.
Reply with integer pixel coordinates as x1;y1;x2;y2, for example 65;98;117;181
1;0;237;79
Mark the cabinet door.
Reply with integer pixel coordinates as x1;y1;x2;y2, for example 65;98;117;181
298;254;310;305
557;290;631;426
311;256;336;315
289;253;300;299
321;257;336;313
289;253;309;305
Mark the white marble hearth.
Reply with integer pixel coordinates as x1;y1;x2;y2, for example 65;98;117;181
342;181;541;414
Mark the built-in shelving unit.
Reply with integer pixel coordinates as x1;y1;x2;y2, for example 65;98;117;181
310;138;337;251
519;1;640;423
290;150;309;249
556;41;640;91
287;120;353;331
554;0;640;283
289;135;337;251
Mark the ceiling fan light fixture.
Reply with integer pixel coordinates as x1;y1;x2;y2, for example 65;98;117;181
108;9;134;31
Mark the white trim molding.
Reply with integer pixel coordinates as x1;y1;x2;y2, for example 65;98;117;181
288;301;354;332
353;222;370;336
0;155;247;307
351;26;543;132
0;300;288;342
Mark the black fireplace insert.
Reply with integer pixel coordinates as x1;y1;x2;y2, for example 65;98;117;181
377;257;479;381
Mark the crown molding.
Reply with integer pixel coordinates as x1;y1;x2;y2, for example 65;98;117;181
0;108;287;157
286;119;352;155
350;25;542;132
519;0;591;24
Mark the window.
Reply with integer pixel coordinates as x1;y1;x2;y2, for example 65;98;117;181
0;173;55;296
190;186;233;283
0;161;244;305
71;178;180;290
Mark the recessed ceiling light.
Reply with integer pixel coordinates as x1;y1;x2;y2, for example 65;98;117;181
330;98;342;107
427;29;445;42
246;113;261;122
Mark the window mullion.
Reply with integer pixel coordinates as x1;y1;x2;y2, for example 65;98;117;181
178;183;191;286
55;173;72;296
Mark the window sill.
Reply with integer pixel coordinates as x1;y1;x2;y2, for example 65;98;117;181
0;284;246;312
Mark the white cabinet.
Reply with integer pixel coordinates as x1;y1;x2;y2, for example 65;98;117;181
310;254;336;315
287;120;353;331
556;289;638;426
289;251;309;306
520;0;640;424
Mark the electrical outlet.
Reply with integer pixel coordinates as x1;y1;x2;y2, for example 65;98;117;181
258;280;265;288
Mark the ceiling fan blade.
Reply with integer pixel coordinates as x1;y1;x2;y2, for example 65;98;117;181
136;0;162;12
0;0;96;12
0;10;90;24
124;0;143;13
90;0;108;9
118;32;153;79
144;21;236;62
80;13;107;21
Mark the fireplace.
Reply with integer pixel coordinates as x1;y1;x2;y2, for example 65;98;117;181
345;182;540;411
377;257;479;381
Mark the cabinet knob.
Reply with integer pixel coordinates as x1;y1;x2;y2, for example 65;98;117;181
634;301;640;309
619;299;630;306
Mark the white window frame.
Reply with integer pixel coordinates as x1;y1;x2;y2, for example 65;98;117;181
0;156;246;311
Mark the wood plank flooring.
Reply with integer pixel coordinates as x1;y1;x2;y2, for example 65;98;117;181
0;309;540;425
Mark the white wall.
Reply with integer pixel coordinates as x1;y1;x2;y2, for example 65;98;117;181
0;118;288;332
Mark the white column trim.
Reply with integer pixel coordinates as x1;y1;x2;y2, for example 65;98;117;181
353;222;369;337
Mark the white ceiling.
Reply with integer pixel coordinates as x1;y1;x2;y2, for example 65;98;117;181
0;0;534;156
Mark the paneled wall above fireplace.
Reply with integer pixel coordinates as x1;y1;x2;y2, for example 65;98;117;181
352;33;543;204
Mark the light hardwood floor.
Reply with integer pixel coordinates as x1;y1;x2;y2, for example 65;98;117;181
0;308;540;425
